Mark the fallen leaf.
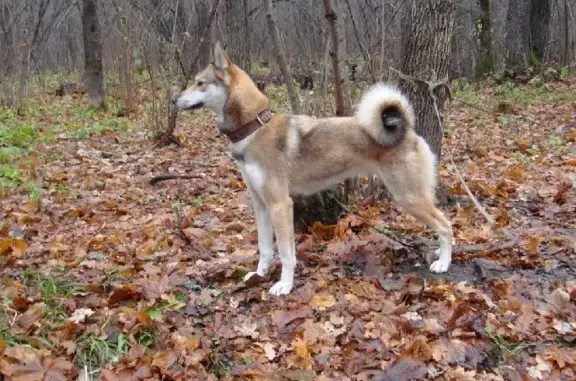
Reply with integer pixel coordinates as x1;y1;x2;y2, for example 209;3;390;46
13;302;44;334
272;307;313;332
279;369;316;381
380;357;427;381
11;297;32;312
256;342;277;361
225;221;246;232
545;346;576;369
527;355;552;380
67;308;95;324
553;182;571;204
109;285;142;305
311;221;336;241
309;293;336;310
152;349;177;371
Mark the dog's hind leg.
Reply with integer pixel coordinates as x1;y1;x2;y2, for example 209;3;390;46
377;168;453;273
243;186;275;281
404;201;453;272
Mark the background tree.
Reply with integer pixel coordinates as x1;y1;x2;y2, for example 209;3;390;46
530;0;552;64
81;0;104;108
263;0;301;114
398;0;457;163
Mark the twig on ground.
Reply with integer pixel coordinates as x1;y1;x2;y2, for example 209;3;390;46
149;174;203;185
453;239;518;253
447;151;495;225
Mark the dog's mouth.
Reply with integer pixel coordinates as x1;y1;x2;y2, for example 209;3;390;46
183;102;204;111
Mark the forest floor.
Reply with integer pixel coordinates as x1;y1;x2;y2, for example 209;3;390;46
0;76;575;381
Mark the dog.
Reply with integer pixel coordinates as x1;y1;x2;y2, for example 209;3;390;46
173;42;454;296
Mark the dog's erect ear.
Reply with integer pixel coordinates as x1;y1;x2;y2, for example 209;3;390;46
214;41;229;70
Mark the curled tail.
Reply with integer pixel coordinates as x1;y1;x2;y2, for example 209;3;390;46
355;83;415;147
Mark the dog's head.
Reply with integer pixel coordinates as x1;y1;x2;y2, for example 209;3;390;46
173;42;269;134
172;42;232;113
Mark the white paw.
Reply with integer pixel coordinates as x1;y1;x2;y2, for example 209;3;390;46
243;271;261;282
429;259;450;273
269;281;293;296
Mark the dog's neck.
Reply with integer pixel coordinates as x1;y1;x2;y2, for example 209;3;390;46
218;65;271;140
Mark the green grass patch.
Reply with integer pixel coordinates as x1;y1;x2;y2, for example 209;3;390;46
135;328;156;348
0;95;134;192
75;333;130;376
486;329;535;362
206;346;233;378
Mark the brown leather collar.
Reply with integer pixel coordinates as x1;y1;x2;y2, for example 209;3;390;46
225;109;274;143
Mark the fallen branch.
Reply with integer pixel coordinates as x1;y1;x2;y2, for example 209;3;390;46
453;239;518;253
149;174;202;185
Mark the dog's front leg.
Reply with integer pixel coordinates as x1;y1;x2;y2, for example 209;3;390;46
267;198;296;296
243;192;274;281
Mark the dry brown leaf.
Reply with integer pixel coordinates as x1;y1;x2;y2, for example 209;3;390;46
379;357;428;381
311;221;336;241
109;285;142;306
13;303;44;335
151;349;177;371
309;293;336;310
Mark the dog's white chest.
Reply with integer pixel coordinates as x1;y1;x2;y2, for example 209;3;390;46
237;160;265;196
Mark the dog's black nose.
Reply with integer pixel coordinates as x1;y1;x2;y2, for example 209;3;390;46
171;97;177;105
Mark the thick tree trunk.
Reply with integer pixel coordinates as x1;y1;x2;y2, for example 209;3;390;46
81;0;104;108
530;0;551;64
477;0;494;77
399;0;457;162
505;0;531;69
263;0;301;114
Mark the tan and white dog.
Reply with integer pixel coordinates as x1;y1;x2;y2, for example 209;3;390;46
173;42;453;296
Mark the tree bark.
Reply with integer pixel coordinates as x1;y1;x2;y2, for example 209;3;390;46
263;0;301;114
243;0;251;71
477;0;494;77
529;0;551;64
505;0;531;69
324;0;355;200
81;0;104;108
399;0;457;162
323;0;351;117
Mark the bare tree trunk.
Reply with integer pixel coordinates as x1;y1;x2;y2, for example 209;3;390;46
563;0;571;67
120;14;134;113
160;0;221;144
323;0;351;117
530;0;551;64
323;0;356;202
505;0;531;70
81;0;104;108
399;0;456;163
196;0;212;70
379;3;387;80
243;0;251;71
477;0;494;77
263;0;301;114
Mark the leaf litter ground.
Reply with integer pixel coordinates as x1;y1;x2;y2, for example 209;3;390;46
0;78;575;380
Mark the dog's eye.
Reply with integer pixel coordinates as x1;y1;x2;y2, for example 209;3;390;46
197;81;204;86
